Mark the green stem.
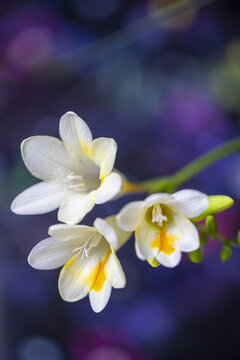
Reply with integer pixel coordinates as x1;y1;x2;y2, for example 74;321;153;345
143;137;240;193
196;221;240;247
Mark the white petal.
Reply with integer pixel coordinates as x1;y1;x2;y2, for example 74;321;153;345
58;191;96;225
21;136;78;182
95;172;122;204
89;280;112;313
156;250;182;268
59;111;92;156
89;137;117;179
104;250;126;289
94;218;118;249
166;213;200;252
58;255;96;302
60;112;100;179
28;237;79;270
135;218;159;260
58;243;108;302
49;224;98;242
116;201;145;232
11;182;68;215
143;193;173;208
104;216;132;249
135;240;145;260
171;189;209;218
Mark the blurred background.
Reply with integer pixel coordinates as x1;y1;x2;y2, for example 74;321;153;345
1;0;240;359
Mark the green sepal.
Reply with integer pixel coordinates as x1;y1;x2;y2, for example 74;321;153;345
189;248;203;263
192;195;234;222
147;258;160;268
205;215;218;238
220;243;232;262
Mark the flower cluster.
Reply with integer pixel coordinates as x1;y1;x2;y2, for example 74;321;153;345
11;112;235;312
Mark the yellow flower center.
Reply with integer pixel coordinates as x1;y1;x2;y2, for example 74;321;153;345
150;204;177;255
151;228;177;255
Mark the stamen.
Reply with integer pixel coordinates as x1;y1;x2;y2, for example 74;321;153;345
72;234;102;259
72;246;89;259
152;204;168;227
66;173;83;181
54;169;87;193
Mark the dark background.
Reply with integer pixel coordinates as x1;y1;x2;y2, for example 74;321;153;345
0;0;240;359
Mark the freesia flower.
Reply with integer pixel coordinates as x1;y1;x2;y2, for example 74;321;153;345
116;190;209;268
11;111;122;224
28;217;131;313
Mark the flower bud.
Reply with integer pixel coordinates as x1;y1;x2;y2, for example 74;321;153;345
220;243;232;262
147;258;160;267
235;231;240;245
200;233;207;247
189;248;203;263
193;195;234;221
206;215;218;238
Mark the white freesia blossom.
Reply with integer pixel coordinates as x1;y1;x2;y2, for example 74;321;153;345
11;112;122;225
116;190;209;268
28;217;131;313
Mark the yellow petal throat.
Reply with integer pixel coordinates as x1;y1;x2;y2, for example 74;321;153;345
91;251;111;292
151;227;177;255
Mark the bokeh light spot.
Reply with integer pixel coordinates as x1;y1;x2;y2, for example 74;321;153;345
17;337;64;360
6;27;54;71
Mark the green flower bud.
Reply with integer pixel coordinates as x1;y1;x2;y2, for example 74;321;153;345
235;230;240;245
189;248;203;263
200;233;207;247
193;195;234;221
220;243;232;262
206;215;218;238
147;258;160;267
